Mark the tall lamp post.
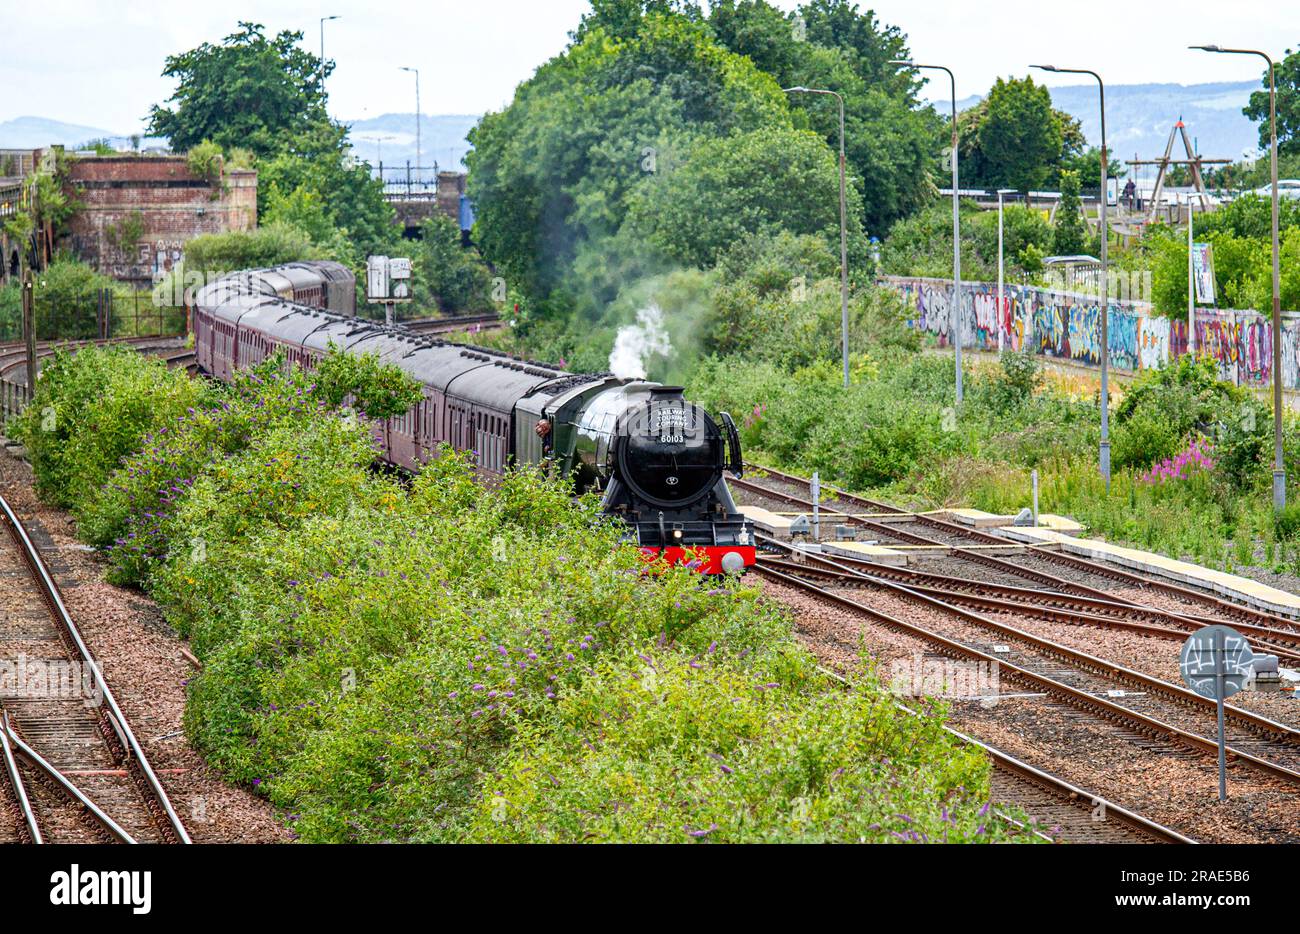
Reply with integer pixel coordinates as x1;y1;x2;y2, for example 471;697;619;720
891;61;962;403
319;15;341;80
1192;45;1285;512
1185;192;1196;356
784;86;850;388
399;66;422;186
1033;64;1110;489
996;188;1016;353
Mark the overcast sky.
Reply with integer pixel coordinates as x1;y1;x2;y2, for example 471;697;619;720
1;0;1295;133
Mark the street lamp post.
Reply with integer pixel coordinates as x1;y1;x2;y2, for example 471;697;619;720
400;66;422;187
997;188;1016;354
1192;45;1285;512
319;15;341;79
891;61;962;403
1186;193;1196;356
783;86;850;388
1033;64;1110;489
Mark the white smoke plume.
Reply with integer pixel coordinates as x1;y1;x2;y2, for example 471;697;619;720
608;304;672;379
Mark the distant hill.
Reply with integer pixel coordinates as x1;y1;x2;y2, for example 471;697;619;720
0;111;474;169
0;116;125;148
0;116;164;152
941;80;1265;171
10;81;1267;177
346;113;478;172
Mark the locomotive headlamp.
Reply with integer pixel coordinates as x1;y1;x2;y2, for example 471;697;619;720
672;529;682;539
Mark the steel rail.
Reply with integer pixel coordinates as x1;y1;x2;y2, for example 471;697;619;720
742;463;1300;629
732;473;1147;605
0;494;191;843
815;667;1194;844
400;313;502;334
760;554;1300;665
2;713;136;844
0;710;41;843
757;540;1300;744
756;562;1300;785
786;547;1300;648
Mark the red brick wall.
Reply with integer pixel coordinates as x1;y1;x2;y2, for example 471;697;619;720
65;156;257;283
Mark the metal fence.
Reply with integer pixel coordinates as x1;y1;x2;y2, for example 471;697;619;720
0;289;186;343
376;163;439;201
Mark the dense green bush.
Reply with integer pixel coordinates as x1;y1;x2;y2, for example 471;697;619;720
880;199;1053;283
183;223;328;274
1112;410;1182;472
690;334;1290;571
9;345;208;508
1116;356;1268;484
312;343;424;418
412;215;494;313
472;659;998;843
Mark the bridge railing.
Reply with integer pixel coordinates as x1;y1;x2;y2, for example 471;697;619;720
375;163;440;201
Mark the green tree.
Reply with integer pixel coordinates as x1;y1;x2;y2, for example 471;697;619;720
1060;146;1120;187
255;124;396;261
466;12;788;304
977;77;1063;192
709;0;939;234
147;22;330;158
412;215;493;313
149;24;397;265
1244;46;1300;157
627;125;863;269
958;90;1082;190
1052;169;1088;255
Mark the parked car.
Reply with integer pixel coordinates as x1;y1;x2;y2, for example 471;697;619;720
1251;179;1300;200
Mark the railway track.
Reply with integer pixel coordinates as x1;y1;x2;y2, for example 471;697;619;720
812;665;1192;843
769;548;1300;665
759;544;1300;778
399;313;503;336
0;492;189;844
737;463;1300;633
758;564;1299;842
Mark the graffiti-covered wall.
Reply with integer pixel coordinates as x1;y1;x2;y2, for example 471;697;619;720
883;275;1300;391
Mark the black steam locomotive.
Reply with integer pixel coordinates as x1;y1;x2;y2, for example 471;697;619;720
192;261;755;574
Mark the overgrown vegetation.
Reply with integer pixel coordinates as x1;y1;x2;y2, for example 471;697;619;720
10;344;1036;844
